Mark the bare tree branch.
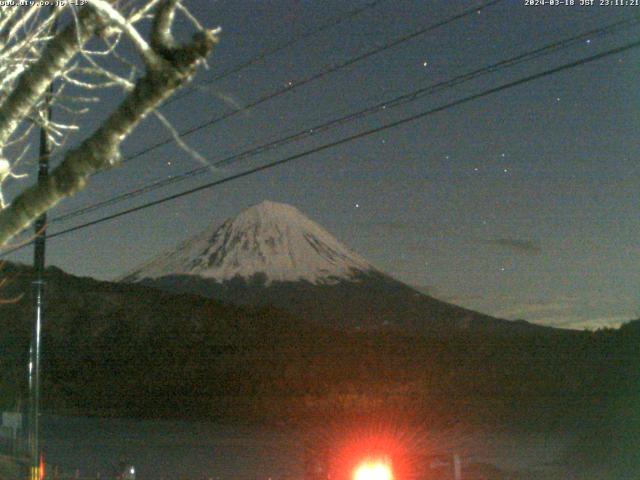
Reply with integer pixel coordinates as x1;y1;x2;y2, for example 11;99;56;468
87;0;162;69
0;8;99;150
0;3;219;245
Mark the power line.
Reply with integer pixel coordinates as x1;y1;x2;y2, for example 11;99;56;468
116;0;505;167
2;36;637;258
50;15;640;224
165;0;390;107
46;0;508;224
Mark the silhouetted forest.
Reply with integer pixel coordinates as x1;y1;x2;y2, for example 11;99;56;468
1;263;638;434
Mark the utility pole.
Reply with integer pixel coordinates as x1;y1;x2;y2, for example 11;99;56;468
28;21;55;480
28;118;50;480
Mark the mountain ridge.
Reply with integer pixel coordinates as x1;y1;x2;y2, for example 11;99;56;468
123;201;547;332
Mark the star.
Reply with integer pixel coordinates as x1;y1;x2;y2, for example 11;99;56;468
503;168;509;173
585;39;592;45
422;61;428;67
355;203;360;208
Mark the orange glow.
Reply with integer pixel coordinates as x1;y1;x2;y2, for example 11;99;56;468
353;460;393;480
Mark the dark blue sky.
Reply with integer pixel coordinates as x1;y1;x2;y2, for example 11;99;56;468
5;0;640;329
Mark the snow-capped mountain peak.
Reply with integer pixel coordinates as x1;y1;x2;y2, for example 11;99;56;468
124;201;376;285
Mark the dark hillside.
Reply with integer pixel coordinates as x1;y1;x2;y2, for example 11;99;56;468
0;263;637;430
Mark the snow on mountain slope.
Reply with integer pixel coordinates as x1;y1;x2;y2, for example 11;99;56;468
124;201;376;285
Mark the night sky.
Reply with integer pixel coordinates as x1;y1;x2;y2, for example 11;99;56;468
4;0;640;329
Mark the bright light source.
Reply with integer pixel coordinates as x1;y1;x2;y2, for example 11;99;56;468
353;460;393;480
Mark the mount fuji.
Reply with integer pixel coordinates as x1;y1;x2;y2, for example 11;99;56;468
124;200;375;285
123;201;536;332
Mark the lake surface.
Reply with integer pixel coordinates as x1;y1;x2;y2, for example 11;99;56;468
41;416;303;480
40;415;576;480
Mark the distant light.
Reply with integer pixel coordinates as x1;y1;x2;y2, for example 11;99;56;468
130;467;135;475
423;61;428;67
353;461;393;480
